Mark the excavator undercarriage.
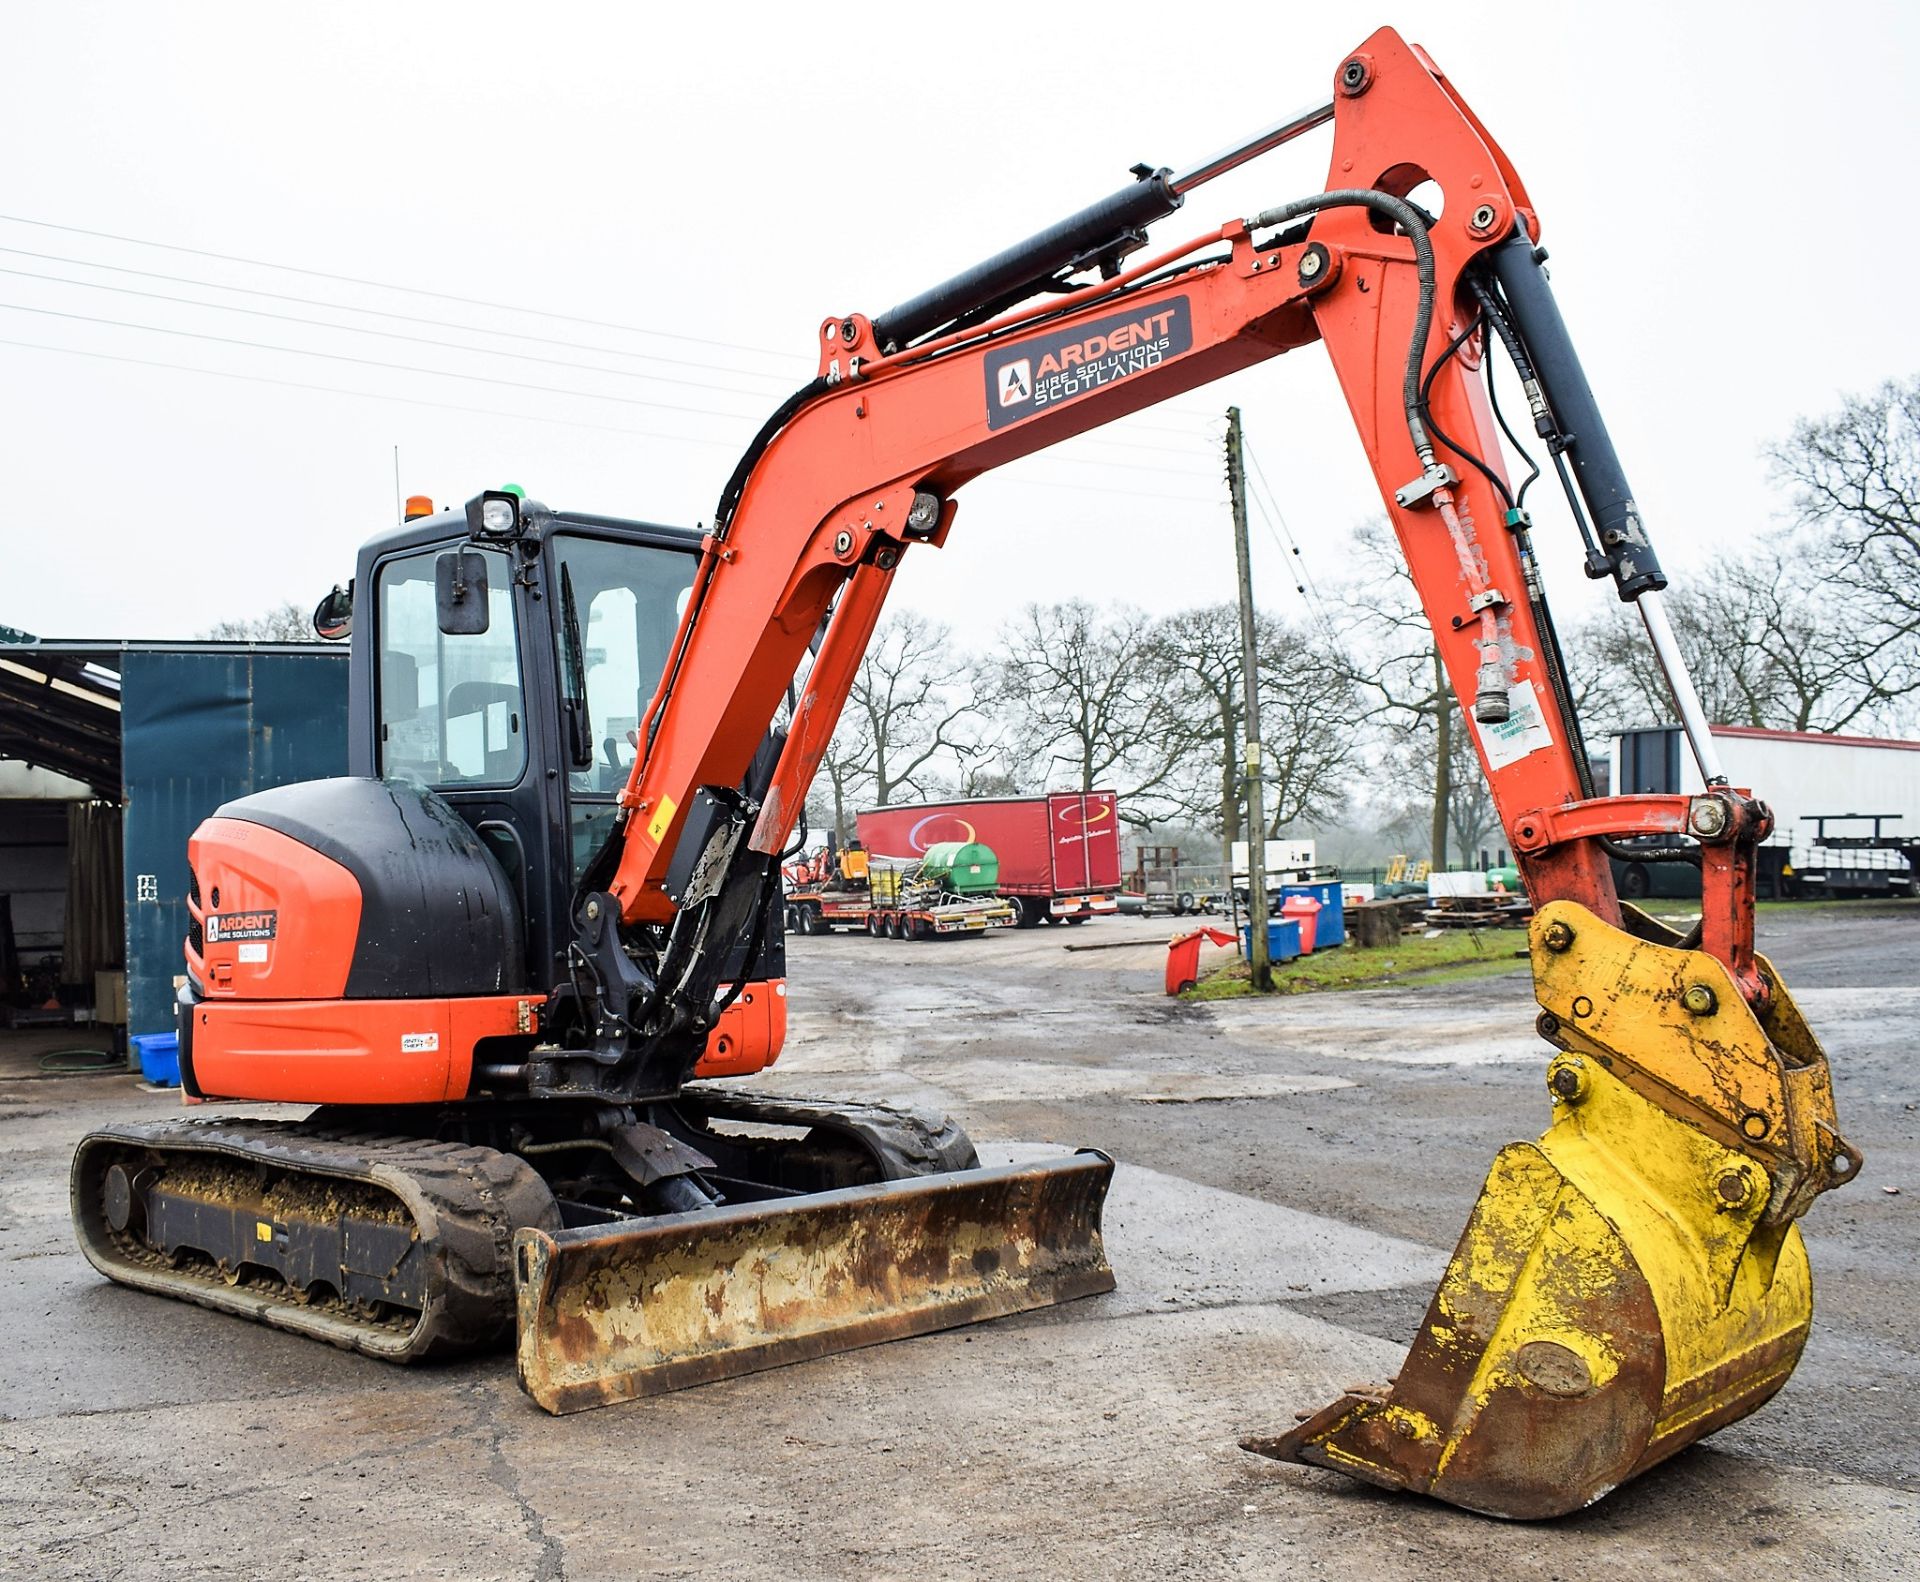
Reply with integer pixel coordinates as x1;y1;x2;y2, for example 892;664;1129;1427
73;1090;1115;1401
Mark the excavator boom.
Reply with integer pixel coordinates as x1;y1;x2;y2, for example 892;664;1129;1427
541;25;1856;1515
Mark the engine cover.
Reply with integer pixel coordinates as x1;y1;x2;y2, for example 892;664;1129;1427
187;777;527;1002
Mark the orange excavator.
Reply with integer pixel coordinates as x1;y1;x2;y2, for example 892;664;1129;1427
73;26;1858;1518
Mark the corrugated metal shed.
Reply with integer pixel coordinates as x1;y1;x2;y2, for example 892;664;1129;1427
0;646;122;793
0;641;348;1035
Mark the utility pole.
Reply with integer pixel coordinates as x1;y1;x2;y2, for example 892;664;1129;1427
1227;406;1271;991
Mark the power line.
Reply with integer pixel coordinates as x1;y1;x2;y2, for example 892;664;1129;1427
0;288;1251;483
0;216;1262;444
0;243;798;382
1244;441;1337;633
0;212;796;361
1;332;1222;502
1052;426;1223;461
0;300;765;420
1014;474;1223;507
1027;446;1232;483
0;263;799;402
0;334;750;449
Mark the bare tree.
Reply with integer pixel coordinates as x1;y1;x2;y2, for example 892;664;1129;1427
1144;603;1359;866
990;601;1187;824
1769;376;1920;637
1141;604;1248;861
956;762;1021;798
812;613;981;843
1564;592;1756;738
1335;523;1458;867
1568;545;1920;736
1260;619;1363;838
201;601;313;641
846;617;979;804
813;726;870;849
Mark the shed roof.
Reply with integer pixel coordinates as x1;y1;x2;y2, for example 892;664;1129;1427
0;640;344;799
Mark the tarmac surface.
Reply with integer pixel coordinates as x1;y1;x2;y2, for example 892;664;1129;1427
1;905;1915;1579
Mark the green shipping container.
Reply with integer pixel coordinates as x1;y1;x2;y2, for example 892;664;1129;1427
919;841;999;895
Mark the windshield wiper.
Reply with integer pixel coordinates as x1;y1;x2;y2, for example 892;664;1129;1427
559;566;594;769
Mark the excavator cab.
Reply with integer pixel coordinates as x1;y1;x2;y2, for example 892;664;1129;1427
350;497;753;1006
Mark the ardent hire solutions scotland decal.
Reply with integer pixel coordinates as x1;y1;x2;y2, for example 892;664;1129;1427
984;297;1193;430
204;910;277;943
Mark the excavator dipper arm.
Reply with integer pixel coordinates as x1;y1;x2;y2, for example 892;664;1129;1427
552;27;1854;1514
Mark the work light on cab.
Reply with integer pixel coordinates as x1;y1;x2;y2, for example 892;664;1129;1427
466;488;522;540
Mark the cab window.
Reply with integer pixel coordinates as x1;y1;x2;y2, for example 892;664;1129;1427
551;533;697;874
376;545;526;787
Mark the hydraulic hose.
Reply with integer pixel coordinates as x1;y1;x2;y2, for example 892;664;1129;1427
1250;189;1436;460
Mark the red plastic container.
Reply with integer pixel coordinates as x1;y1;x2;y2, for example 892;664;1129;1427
1280;894;1323;954
1165;927;1236;995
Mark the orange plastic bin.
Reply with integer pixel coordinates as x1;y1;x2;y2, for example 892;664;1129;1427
1280;894;1322;953
1165;927;1236;995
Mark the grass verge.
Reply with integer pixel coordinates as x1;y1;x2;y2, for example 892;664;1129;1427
1184;928;1529;999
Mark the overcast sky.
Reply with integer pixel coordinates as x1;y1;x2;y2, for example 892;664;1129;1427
5;2;1917;653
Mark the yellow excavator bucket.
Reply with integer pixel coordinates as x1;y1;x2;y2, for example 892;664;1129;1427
515;1151;1114;1413
1251;901;1859;1518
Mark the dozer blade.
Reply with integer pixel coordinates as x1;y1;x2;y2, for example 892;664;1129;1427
514;1150;1114;1413
1250;902;1855;1519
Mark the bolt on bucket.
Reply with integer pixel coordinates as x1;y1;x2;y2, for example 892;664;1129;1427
1248;1071;1812;1517
515;1150;1115;1414
1247;902;1854;1519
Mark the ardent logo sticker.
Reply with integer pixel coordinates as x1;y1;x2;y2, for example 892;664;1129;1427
205;910;277;943
983;298;1193;431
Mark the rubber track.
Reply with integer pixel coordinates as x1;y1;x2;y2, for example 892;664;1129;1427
71;1117;559;1362
682;1085;979;1178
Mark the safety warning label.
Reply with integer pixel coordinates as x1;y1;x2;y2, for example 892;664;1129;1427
983;297;1193;430
1473;678;1556;770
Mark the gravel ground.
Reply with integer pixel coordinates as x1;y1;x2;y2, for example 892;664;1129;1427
1;905;1913;1579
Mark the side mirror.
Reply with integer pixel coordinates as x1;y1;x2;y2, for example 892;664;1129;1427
435;550;490;636
312;583;353;642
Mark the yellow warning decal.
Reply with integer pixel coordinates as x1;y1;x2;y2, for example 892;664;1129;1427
647;794;678;845
255;1221;273;1243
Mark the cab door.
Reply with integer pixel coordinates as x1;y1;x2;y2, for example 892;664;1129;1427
360;537;570;982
